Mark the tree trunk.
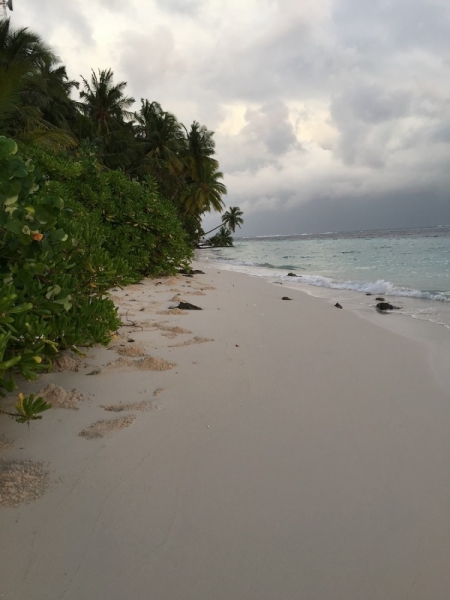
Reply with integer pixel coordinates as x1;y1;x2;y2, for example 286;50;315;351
202;223;223;236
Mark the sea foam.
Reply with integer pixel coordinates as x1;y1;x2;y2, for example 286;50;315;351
281;274;450;302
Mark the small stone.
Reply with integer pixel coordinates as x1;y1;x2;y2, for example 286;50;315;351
334;303;343;309
376;302;401;311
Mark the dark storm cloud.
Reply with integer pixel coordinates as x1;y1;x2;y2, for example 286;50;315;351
331;83;412;126
242;101;300;155
329;81;413;167
203;15;334;103
333;0;450;57
235;187;450;238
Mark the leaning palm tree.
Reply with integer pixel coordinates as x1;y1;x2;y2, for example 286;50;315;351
79;68;135;136
207;226;234;247
203;206;244;236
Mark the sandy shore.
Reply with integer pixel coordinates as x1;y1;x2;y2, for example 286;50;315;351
1;264;450;599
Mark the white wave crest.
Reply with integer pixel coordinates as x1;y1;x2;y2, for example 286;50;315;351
284;275;450;302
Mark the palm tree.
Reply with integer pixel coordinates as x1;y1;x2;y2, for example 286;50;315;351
79;68;135;136
180;121;227;216
183;121;218;180
203;206;244;237
0;19;76;149
32;56;79;130
0;19;56;69
183;160;226;215
135;100;186;174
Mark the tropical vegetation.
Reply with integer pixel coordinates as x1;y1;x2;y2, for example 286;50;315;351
203;206;244;245
207;227;234;247
0;18;243;422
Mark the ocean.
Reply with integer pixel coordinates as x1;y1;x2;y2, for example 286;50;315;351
199;226;450;330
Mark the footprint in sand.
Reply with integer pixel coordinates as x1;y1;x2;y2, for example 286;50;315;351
52;351;84;373
116;343;147;357
37;384;86;410
101;400;153;412
0;437;15;453
153;388;164;397
0;460;50;507
169;336;214;348
79;416;135;440
102;356;176;373
156;324;192;335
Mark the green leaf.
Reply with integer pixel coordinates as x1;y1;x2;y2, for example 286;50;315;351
5;219;24;235
0;137;18;158
46;285;62;299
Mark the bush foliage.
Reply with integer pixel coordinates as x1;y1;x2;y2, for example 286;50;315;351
0;137;192;421
32;145;193;276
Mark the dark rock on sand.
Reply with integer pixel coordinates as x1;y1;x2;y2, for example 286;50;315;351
172;302;202;310
282;297;292;301
179;269;205;275
376;297;385;301
366;293;372;296
376;302;401;311
334;303;343;309
287;273;298;277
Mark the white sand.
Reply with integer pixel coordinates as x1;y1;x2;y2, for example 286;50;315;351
1;265;450;599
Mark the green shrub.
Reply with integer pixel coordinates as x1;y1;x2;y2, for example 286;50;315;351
0;139;193;422
0;136;125;420
32;145;193;277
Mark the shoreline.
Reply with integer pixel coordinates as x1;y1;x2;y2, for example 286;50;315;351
197;252;450;378
2;263;450;599
197;242;450;329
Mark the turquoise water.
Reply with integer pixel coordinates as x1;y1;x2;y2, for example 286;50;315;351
200;226;450;328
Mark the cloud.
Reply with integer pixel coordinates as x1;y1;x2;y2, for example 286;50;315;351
242;101;300;155
119;27;187;92
10;0;450;234
16;0;93;46
154;0;205;16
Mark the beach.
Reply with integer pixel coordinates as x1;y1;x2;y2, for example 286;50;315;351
1;263;450;599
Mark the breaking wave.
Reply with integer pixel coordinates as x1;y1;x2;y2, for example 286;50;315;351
282;274;450;302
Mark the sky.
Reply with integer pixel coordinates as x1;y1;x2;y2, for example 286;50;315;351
10;0;450;236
